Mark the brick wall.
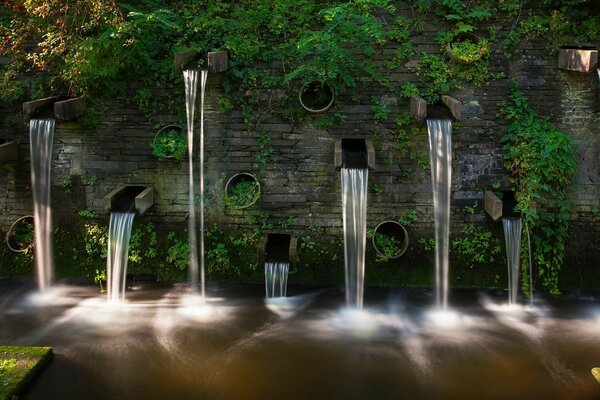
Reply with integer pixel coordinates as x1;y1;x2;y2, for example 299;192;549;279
1;4;599;266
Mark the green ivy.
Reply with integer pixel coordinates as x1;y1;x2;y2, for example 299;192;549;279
500;83;578;294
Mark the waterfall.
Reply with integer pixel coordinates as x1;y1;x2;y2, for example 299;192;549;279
184;69;208;299
503;217;522;305
265;262;290;298
29;119;55;291
106;212;135;302
341;168;368;309
427;119;452;310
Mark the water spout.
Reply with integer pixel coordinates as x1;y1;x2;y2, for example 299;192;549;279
106;212;135;302
341;168;368;308
265;262;290;298
427;119;452;310
29;118;55;291
503;217;522;305
183;69;208;299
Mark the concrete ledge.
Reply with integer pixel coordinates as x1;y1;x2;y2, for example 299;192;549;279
0;140;18;163
135;187;154;215
22;96;59;119
54;96;86;121
484;190;503;221
558;48;598;72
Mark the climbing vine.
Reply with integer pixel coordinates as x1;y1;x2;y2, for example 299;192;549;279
500;83;578;294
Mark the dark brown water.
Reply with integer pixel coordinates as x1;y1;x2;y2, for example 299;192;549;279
1;279;599;400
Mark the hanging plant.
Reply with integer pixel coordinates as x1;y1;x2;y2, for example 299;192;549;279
150;125;187;161
225;173;261;209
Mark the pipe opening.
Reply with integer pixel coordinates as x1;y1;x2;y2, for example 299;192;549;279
501;191;520;218
265;233;292;263
5;215;34;253
426;104;453;120
104;186;154;215
372;220;409;259
342;139;368;169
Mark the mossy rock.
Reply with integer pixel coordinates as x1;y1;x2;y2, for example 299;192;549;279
0;346;53;400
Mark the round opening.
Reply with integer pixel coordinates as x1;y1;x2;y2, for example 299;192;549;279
225;173;261;209
151;124;187;161
5;215;35;253
446;33;489;65
298;82;335;113
372;220;409;261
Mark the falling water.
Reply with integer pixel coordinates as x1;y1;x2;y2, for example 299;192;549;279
503;217;522;305
184;69;208;299
427;119;452;310
29;119;55;291
341;168;368;308
265;262;290;298
106;212;135;302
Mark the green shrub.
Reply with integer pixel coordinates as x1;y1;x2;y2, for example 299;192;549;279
151;129;187;161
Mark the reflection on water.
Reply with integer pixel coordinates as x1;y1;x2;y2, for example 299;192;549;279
0;281;599;400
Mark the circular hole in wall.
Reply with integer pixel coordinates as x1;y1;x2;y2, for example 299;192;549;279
225;173;261;209
372;220;409;260
6;215;35;253
298;82;335;113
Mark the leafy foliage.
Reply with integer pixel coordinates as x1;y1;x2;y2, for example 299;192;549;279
151;128;187;161
500;83;578;294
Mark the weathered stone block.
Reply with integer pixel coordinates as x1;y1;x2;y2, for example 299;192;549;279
23;96;59;119
410;95;427;121
207;51;228;73
173;50;200;72
54;97;86;121
557;48;598;72
440;95;462;121
484;190;502;221
135;187;154;215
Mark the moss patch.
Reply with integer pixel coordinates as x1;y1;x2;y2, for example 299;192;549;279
0;346;53;400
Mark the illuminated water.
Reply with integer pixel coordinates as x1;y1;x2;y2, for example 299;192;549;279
265;262;289;298
503;217;522;305
183;69;208;298
29;119;55;291
427;119;452;310
1;281;598;400
106;212;135;302
341;168;368;308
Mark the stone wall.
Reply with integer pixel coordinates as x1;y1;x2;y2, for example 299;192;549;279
1;4;599;272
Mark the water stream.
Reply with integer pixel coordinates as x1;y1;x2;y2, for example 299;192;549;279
341;168;368;309
29;118;55;291
184;69;209;299
264;262;290;298
503;217;522;305
427;119;452;310
106;212;135;302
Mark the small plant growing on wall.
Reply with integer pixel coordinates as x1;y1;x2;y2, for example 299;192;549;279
225;173;261;209
447;34;489;64
150;125;187;161
372;231;403;262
